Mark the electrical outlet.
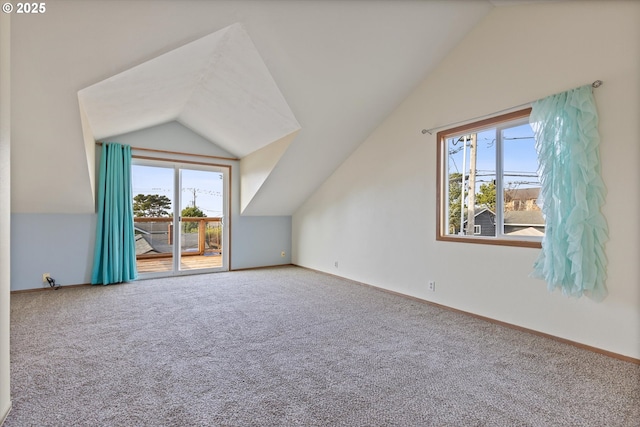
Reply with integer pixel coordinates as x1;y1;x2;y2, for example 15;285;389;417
42;273;51;283
428;281;436;292
334;261;339;268
281;251;286;257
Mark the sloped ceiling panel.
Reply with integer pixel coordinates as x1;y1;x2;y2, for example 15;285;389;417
78;23;300;159
77;32;216;140
240;130;299;213
179;24;301;158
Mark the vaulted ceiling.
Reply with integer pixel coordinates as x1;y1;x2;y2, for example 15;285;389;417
78;23;300;159
11;0;504;215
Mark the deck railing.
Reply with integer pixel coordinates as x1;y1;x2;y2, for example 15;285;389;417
134;217;222;259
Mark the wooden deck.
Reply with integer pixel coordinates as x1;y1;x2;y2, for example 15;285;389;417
136;254;222;273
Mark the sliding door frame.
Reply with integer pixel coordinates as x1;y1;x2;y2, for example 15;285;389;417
132;156;232;278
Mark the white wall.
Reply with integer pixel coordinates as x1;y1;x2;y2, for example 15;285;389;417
0;11;11;423
293;1;640;359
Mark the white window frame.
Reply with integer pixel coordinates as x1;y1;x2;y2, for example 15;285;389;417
132;157;231;276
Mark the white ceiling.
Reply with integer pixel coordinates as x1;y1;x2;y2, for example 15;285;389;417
11;0;500;215
78;23;300;159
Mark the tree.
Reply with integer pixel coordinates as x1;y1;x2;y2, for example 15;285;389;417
476;181;496;211
181;206;206;233
133;194;172;217
448;173;462;234
181;206;206;218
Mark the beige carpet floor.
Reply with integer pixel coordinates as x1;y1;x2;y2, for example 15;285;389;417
6;266;640;426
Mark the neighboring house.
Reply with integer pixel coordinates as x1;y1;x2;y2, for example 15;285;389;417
463;208;545;237
503;187;545;236
504;210;545;236
135;235;157;256
463;208;496;237
504;187;541;212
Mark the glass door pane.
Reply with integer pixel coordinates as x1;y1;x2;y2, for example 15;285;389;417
132;164;175;274
178;168;227;272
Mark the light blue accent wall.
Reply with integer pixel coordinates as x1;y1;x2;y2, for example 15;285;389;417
232;215;291;269
11;214;96;291
10;212;291;291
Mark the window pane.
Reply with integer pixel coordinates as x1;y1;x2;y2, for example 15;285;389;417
132;165;175;274
501;123;545;237
445;129;496;236
445;136;464;235
473;129;497;237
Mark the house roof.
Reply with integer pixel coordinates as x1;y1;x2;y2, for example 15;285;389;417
507;227;544;237
504;210;545;226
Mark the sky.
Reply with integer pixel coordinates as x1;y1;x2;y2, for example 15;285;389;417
447;121;540;192
131;165;224;217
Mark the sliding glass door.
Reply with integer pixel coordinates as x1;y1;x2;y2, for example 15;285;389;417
132;161;229;277
178;168;227;273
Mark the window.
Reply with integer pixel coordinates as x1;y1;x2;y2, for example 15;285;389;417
436;108;543;248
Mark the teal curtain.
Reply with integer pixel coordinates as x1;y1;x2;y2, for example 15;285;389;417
91;143;137;285
530;85;608;301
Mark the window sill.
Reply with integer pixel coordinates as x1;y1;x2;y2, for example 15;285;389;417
436;234;542;249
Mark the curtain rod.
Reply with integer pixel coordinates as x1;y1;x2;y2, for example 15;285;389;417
95;141;239;162
421;80;603;136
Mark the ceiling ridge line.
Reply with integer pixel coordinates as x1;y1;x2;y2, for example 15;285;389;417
177;24;237;117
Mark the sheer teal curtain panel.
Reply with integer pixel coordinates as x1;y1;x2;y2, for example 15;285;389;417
530;85;608;301
91;143;137;285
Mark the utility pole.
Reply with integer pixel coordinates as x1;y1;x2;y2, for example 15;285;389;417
460;135;467;235
466;133;477;235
